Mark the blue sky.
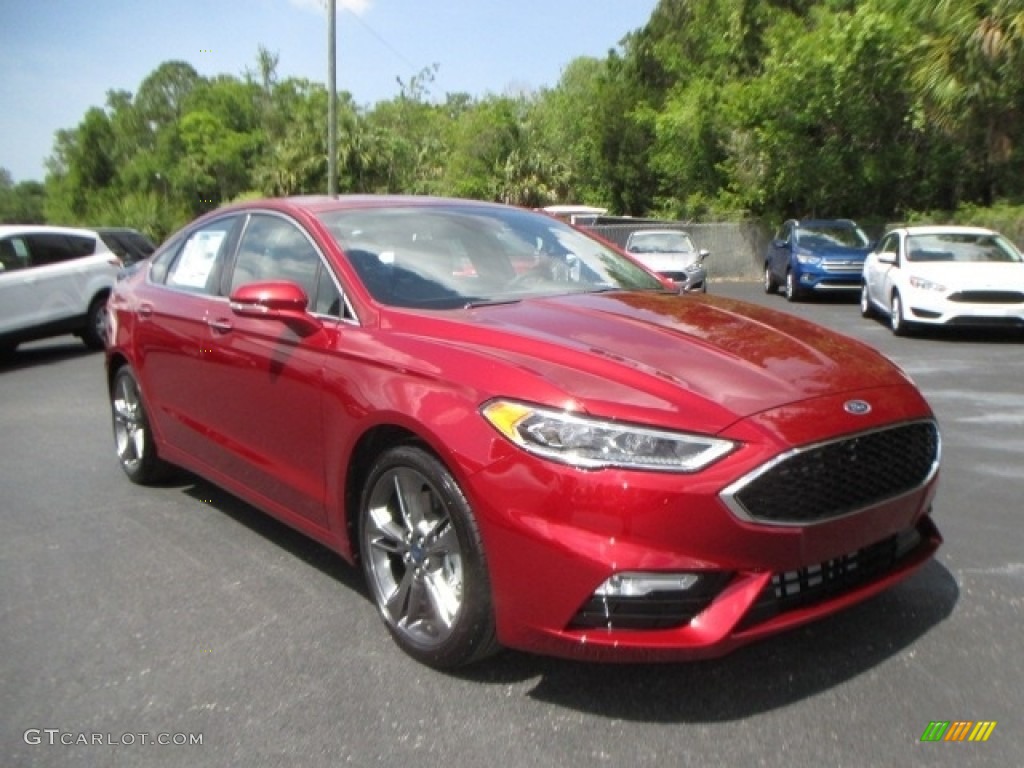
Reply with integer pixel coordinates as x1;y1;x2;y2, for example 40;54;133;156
0;0;659;183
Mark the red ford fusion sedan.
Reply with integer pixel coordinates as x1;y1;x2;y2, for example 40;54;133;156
105;196;942;668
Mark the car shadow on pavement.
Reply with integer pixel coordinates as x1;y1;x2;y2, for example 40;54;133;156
0;340;97;372
458;559;959;722
177;474;368;596
173;472;958;724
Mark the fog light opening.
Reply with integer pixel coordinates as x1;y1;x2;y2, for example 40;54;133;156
595;572;701;598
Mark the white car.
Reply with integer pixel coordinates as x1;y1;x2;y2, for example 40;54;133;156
0;225;122;354
861;225;1024;336
625;229;710;293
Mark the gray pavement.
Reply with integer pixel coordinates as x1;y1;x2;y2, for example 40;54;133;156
2;282;1021;767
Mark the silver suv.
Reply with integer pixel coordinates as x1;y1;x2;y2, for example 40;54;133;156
0;225;121;353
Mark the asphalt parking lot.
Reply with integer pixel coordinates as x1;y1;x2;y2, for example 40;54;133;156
2;282;1021;767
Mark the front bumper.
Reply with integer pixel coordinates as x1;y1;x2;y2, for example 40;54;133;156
798;264;863;292
907;291;1024;328
466;386;941;662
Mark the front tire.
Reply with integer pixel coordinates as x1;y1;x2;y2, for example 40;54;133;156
111;366;171;484
359;445;499;669
890;291;912;336
785;270;801;302
860;283;873;318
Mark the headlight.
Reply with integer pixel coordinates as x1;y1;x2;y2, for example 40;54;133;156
796;253;822;265
481;400;737;472
908;276;946;291
684;261;703;273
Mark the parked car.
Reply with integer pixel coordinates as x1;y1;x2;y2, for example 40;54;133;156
861;225;1024;336
625;229;710;293
0;224;121;353
106;196;941;668
93;227;157;265
765;219;873;301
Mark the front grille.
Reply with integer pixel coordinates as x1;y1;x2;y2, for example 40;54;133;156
948;290;1024;304
948;316;1024;328
821;262;863;274
723;421;940;525
569;574;732;630
738;523;929;630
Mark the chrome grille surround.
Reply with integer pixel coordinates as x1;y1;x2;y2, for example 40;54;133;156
720;420;941;527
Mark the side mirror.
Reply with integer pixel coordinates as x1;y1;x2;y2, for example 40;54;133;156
772;239;785;248
698;249;710;262
877;252;897;266
229;280;322;335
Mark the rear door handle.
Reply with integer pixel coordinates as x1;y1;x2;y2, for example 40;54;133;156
207;317;233;333
137;303;154;318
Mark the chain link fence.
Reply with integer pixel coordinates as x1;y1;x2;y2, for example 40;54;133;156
586;221;770;283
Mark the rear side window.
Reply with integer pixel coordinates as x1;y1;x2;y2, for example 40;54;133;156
24;234;97;266
0;237;30;272
165;219;237;295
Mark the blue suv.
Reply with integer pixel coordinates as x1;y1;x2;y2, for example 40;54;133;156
764;219;872;301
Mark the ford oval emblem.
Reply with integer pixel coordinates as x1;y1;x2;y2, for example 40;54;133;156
844;400;872;416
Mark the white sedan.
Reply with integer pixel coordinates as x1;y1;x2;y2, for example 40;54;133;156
861;225;1024;335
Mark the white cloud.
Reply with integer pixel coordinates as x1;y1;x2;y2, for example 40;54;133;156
288;0;371;15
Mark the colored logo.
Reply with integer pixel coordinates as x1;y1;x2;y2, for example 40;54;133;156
921;721;997;742
843;399;871;415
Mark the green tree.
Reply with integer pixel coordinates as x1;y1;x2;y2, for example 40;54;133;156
0;169;46;223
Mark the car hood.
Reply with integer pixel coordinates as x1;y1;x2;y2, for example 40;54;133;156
391;291;913;434
802;244;870;261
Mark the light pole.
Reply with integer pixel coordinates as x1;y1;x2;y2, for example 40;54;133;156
327;0;338;196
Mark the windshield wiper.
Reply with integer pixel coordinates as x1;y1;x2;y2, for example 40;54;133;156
463;298;524;309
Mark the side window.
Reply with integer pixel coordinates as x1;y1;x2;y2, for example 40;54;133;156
879;233;899;261
166;218;235;294
24;234;96;266
149;232;186;285
231;214;340;315
0;237;30;272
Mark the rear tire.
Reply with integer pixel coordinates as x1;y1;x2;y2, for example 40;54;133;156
82;295;109;350
110;366;172;484
359;444;499;669
763;264;778;294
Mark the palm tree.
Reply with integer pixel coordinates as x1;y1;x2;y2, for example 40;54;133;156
906;0;1024;203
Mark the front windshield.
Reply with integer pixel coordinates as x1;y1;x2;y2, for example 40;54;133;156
906;233;1024;263
796;223;870;249
627;231;696;254
318;204;666;308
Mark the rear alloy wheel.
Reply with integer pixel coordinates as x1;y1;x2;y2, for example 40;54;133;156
82;295;109;350
111;367;170;484
763;264;778;294
360;445;498;669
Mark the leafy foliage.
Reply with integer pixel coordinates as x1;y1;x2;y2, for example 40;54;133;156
17;0;1024;242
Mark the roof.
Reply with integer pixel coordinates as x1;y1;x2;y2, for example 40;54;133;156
0;224;107;240
897;225;998;236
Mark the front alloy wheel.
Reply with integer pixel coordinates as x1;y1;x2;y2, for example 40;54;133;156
359;445;498;668
890;292;911;336
785;270;801;302
860;283;873;318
